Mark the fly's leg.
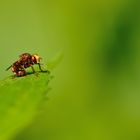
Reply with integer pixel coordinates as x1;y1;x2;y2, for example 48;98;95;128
12;74;17;79
37;63;44;72
31;66;35;73
31;65;39;76
37;63;50;73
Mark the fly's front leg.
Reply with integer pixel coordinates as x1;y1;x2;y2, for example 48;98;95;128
37;63;44;72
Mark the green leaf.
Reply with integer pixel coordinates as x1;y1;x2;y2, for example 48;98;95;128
0;70;51;140
0;52;62;140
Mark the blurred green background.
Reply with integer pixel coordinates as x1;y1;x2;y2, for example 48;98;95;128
0;0;140;140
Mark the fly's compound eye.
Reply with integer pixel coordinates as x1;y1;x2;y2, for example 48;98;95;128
32;54;42;63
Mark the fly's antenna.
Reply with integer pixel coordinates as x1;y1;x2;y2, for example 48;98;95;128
6;65;12;71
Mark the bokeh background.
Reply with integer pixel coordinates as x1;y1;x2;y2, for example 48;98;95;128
0;0;140;140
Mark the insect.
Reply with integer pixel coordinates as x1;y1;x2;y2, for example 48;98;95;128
6;53;44;77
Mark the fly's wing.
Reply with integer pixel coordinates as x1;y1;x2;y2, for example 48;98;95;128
6;65;12;71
